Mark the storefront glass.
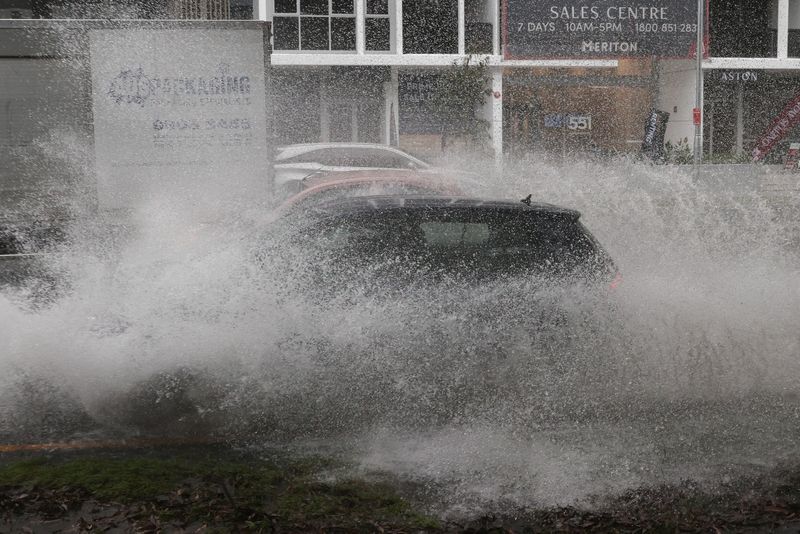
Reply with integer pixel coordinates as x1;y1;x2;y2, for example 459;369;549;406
503;61;654;159
705;71;800;164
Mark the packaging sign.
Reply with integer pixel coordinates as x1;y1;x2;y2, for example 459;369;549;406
504;0;705;59
89;26;269;217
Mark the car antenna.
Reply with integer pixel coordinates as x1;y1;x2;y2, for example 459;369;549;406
521;194;532;206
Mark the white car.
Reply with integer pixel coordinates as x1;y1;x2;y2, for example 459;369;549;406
273;143;431;200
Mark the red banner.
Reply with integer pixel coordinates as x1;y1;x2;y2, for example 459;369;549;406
752;92;800;161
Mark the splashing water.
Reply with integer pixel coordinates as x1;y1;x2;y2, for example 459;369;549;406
1;152;799;516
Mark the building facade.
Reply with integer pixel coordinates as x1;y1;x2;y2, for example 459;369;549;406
259;0;800;164
3;0;800;164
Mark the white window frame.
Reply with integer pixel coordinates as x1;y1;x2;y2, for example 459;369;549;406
272;0;358;52
365;0;392;53
270;0;395;53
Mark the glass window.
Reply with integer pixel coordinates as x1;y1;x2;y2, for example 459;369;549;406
308;147;415;167
275;0;297;13
279;149;325;164
403;0;458;54
274;17;300;50
421;222;490;247
366;0;388;15
365;17;390;51
305;210;611;280
300;0;327;15
332;0;354;14
230;0;254;19
331;17;356;50
273;0;358;51
300;17;329;50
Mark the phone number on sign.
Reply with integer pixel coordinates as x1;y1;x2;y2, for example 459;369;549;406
636;22;697;33
153;118;252;131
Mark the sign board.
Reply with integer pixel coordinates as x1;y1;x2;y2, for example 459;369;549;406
752;92;800;161
504;0;706;59
398;72;444;135
717;70;760;83
641;108;669;160
544;113;592;130
89;24;270;217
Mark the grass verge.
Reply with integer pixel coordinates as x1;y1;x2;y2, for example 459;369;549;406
0;446;439;532
3;445;800;532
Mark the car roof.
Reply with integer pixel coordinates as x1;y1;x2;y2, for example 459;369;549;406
305;195;581;220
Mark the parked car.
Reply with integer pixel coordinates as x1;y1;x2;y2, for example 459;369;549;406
0;225;64;296
273;143;434;201
267;194;620;294
274;169;463;213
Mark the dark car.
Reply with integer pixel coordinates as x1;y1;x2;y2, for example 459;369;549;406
267;195;620;295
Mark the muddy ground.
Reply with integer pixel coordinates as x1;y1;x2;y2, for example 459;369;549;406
2;443;800;533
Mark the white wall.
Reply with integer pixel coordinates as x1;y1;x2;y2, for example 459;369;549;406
656;60;698;150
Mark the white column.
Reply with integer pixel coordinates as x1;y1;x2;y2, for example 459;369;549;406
351;104;359;141
394;0;403;54
708;101;714;156
778;0;789;59
320;84;330;142
356;0;366;54
383;68;399;145
491;68;503;163
656;60;697;147
253;0;267;21
458;0;465;55
492;0;500;56
383;80;393;144
392;68;400;145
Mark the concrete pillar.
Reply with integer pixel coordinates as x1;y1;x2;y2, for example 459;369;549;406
778;0;790;59
491;68;503;163
320;84;330;142
383;68;400;146
394;0;403;54
458;0;465;55
356;0;366;54
492;0;500;56
253;0;267;21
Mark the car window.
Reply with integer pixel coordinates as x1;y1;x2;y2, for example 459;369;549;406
281;147;418;168
0;226;65;254
420;222;489;247
0;230;21;255
304;209;610;279
277;149;327;165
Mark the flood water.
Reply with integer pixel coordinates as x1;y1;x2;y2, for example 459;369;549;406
1;157;799;517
